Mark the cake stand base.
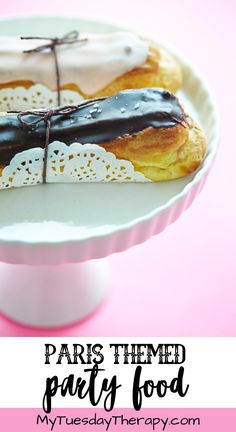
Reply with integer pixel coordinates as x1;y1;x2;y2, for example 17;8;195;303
0;259;109;328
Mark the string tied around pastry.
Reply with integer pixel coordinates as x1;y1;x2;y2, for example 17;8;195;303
10;97;106;184
21;31;88;107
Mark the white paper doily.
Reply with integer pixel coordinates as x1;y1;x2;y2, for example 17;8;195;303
0;84;83;111
0;141;149;189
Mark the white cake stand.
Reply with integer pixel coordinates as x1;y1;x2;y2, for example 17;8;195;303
0;16;219;327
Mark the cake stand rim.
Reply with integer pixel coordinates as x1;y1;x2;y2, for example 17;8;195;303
0;15;219;250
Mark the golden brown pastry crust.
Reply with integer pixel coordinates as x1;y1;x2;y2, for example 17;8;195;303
0;42;182;96
99;118;206;181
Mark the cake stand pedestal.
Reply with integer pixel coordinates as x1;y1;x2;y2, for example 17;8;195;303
0;260;109;327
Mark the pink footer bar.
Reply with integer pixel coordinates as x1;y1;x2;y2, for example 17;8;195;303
0;408;235;432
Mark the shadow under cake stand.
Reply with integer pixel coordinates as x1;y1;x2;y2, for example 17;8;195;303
0;15;219;327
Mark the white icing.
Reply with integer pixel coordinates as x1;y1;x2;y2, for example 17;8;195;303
0;142;149;189
0;32;149;95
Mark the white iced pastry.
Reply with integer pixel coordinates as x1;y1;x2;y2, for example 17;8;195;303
0;32;149;95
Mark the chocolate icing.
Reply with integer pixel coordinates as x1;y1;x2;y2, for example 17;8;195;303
0;88;186;165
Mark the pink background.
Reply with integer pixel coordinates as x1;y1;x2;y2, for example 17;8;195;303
0;409;236;432
0;0;235;336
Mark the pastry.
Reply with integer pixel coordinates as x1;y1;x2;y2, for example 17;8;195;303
0;32;182;107
0;88;206;188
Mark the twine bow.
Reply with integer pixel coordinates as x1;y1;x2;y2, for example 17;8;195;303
21;31;88;106
13;97;106;183
16;105;80;183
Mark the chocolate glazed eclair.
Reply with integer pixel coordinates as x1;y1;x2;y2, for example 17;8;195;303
0;88;206;182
